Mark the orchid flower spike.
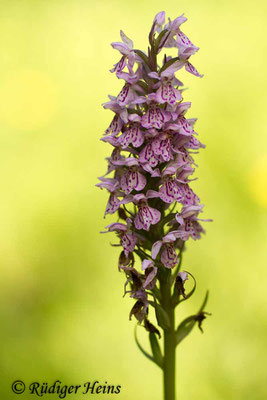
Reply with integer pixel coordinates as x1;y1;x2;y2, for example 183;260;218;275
96;12;211;398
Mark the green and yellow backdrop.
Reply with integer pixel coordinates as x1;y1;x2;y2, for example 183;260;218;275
0;0;266;399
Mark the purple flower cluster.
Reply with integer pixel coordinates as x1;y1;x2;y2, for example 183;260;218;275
97;11;210;325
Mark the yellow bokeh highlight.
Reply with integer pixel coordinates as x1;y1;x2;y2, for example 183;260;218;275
248;154;267;207
0;69;58;131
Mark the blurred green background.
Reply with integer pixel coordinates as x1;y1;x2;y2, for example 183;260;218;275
0;0;266;399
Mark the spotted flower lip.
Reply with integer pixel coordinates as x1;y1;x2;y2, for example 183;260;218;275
155;80;182;105
141;104;171;129
171;205;212;240
102;220;137;256
139;141;159;168
105;194;121;216
118;123;144;149
134;199;161;231
159;177;183;204
104;114;124;136
151;231;181;268
176;31;199;56
185;62;204;78
102;95;129;122
98;11;210;327
96;177;122;216
152;133;173;162
117;83;137;107
120;168;147;195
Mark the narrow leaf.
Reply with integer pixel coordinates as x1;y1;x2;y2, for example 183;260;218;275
199;290;209;312
134;249;146;261
160;57;180;73
175;316;196;346
154;301;171;330
134;326;162;368
133;50;150;66
136;80;149;93
158;212;176;230
149;332;163;368
149;22;156;47
157;31;171;52
152;286;162;302
175;290;210;346
154;29;168;53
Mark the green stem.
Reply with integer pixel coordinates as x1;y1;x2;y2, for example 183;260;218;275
160;272;176;400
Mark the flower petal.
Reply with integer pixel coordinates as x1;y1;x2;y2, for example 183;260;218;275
151;241;163;259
